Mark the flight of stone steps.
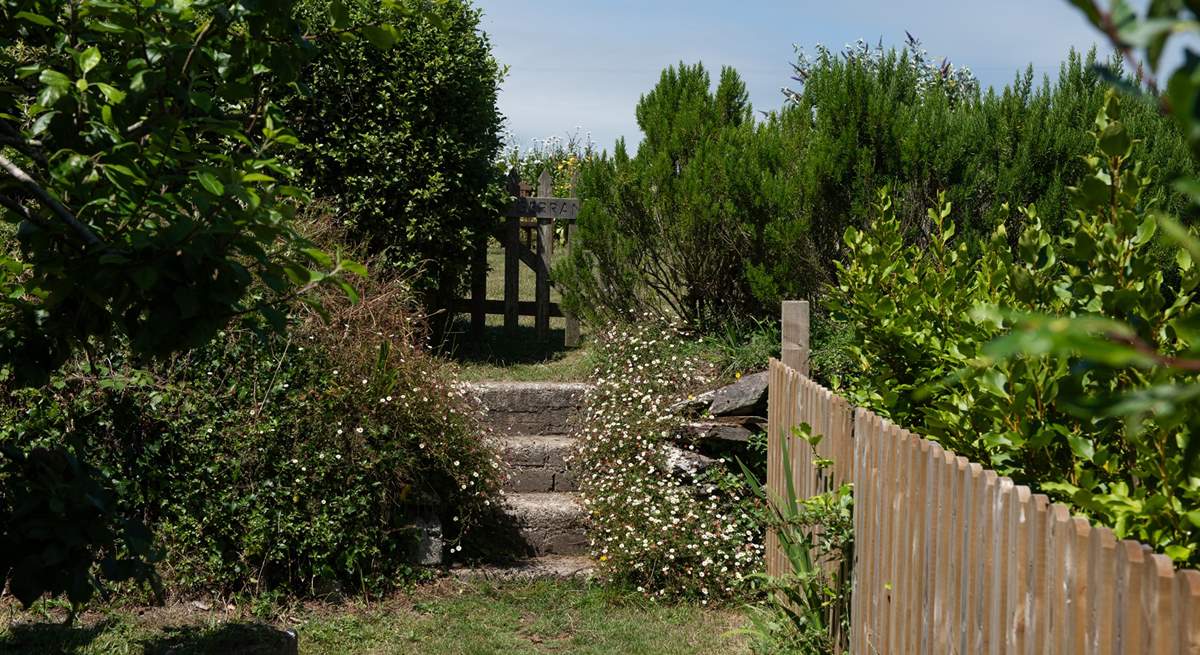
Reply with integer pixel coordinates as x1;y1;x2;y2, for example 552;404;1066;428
459;381;593;578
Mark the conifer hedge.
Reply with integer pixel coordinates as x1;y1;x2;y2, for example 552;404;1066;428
558;45;1196;331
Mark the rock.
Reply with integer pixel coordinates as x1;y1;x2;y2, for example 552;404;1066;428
408;514;443;565
707;371;769;416
667;390;715;417
664;445;717;478
678;419;757;444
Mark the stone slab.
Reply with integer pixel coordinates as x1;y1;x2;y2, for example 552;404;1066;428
501;492;588;556
472;382;591;435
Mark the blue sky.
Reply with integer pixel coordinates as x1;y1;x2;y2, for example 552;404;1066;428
473;0;1111;152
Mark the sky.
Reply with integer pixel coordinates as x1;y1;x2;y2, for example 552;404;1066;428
472;0;1112;153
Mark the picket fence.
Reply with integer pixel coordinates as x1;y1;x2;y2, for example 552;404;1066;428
766;301;1200;654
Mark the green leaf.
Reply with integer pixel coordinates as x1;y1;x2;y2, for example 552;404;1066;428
38;69;70;91
93;83;126;104
1066;434;1095;461
301;248;334;269
1160;215;1200;265
15;11;54;27
362;25;399;51
130;268;157;291
330;0;351;28
333;277;361;305
1118;18;1197;48
1065;0;1103;27
1098;122;1132;158
78;47;101;75
30;111;57;136
1174;178;1200;204
197;172;225;196
341;259;368;277
1136;214;1157;245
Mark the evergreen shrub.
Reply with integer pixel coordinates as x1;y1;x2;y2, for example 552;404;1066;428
558;43;1196;338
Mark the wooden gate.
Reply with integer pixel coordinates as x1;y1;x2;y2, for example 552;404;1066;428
458;167;580;346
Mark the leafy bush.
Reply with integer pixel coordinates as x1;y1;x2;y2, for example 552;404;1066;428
281;0;505;300
829;93;1200;564
0;236;503;595
0;0;400;609
0;0;370;382
572;318;763;600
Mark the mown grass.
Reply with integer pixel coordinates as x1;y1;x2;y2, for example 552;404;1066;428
0;579;748;655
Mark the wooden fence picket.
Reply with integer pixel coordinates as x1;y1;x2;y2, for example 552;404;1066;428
763;348;1200;653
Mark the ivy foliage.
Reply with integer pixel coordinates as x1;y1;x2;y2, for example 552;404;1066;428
281;0;504;299
831;93;1200;564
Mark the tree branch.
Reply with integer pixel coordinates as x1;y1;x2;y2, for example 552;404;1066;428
0;193;53;232
0;154;103;247
1109;331;1200;372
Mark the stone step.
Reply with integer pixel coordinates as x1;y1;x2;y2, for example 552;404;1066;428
472;382;590;436
500;435;578;492
500;492;588;556
449;555;594;581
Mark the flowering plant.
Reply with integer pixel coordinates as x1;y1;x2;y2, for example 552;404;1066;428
573;318;764;601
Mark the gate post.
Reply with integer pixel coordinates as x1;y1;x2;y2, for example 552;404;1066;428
782;300;810;375
534;170;553;340
469;234;487;339
563;171;581;347
504;169;521;335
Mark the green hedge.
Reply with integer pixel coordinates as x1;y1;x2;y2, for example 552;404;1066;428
281;0;505;301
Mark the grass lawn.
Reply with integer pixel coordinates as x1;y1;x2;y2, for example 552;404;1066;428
442;239;593;382
0;579;748;655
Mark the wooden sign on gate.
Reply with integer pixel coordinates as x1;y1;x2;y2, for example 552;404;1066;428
504;196;580;220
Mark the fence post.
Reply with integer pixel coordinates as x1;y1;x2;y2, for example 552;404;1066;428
503;169;521;335
535;169;553;341
469;234;487;339
563;171;581;347
782;300;810;375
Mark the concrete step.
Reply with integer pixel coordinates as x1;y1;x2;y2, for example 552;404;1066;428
472;382;590;436
449;555;594;581
500;435;578;492
500;492;588;556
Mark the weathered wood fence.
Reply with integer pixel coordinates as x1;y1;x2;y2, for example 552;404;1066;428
767;300;1200;654
455;168;580;346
